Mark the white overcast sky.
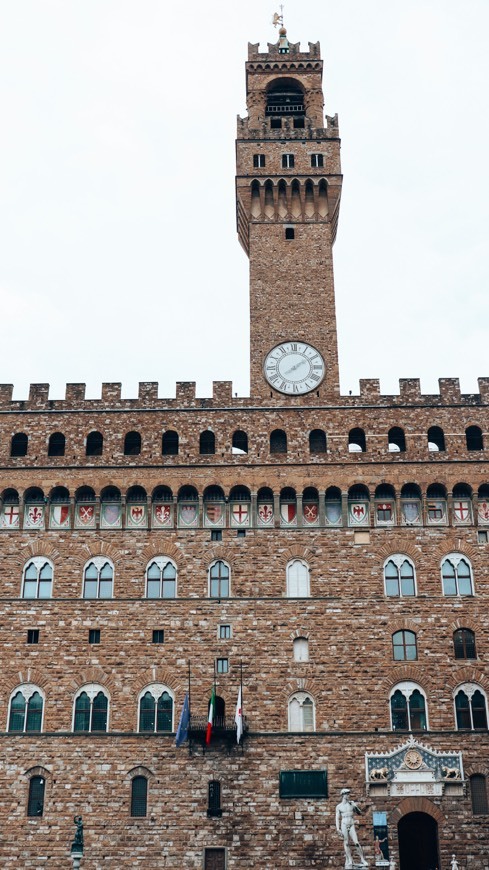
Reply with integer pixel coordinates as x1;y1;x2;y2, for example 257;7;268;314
1;1;488;400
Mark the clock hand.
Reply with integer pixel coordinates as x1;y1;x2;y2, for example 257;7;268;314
284;360;307;376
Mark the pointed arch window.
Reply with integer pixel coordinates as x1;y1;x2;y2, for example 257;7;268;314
384;556;416;597
22;558;53;599
441;554;473;596
209;561;230;599
73;685;108;732
390;682;427;731
138;685;174;732
131;775;148;817
146;558;177;599
8;686;44;732
454;684;488;730
286;559;310;597
288;692;315;732
83;557;114;599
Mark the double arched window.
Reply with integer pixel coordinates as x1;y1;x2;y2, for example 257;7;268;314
83;558;114;599
138;685;174;732
73;685;109;732
286;560;310;597
390;682;427;731
146;558;177;599
441;554;473;596
288;692;315;732
384;556;416;597
8;685;44;732
22;558;53;599
209;561;230;598
454;684;488;730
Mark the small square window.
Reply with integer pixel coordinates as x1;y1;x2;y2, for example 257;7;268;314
216;658;229;674
89;629;100;644
293;117;305;129
285;227;295;240
311;154;324;168
478;531;488;543
282;153;295;169
152;629;165;644
237;529;246;537
211;530;222;542
270;117;281;129
27;629;39;644
219;624;231;640
253;154;265;168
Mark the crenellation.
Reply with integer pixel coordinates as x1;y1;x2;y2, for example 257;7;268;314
65;383;86;402
359;379;381;399
138;382;159;402
212;382;233;402
175;381;197;403
28;384;49;405
101;382;122;402
399;377;422;401
439;378;462;402
0;385;14;404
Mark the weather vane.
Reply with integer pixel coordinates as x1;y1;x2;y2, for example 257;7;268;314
272;5;285;29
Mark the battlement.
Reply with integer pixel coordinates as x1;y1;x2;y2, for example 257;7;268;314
0;377;488;411
247;40;321;62
236;115;339;139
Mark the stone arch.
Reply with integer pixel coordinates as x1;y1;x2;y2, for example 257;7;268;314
389;618;420;635
464;762;489;777
289;627;310;641
390;796;445;826
141;542;180;564
78;541;124;565
450;616;479;633
126;765;154;781
133;668;182;696
13;541;60;567
25;764;51;779
431;540;478;563
4;668;50;695
69;667;116;697
381;666;431;692
282;544;314;563
281;677;321;701
377;540;419;564
448;667;489;692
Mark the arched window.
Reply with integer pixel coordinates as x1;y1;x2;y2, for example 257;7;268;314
288;692;315;732
22;558;53;599
390;682;427;731
73;685;109;732
286;559;310;597
427;426;445;452
426;483;447;524
470;774;489;814
466;425;483;451
270;429;287;453
209;561;230;598
11;432;28;457
138;685;174;732
325;486;342;526
8;686;44;732
293;637;309;662
27;775;45;817
454;684;488;730
48;432;65;457
266;79;305;121
348;484;369;526
400;483;422;525
162;430;179;456
375;484;395;525
441;554;473;596
309;429;326;454
384;556;416;597
86;431;103;456
388;427;406;453
146;558;177;599
453;628;476;659
232;430;248;454
124;431;141;456
83;557;114;599
200;430;215;455
348;428;366;453
131;776;148;817
392;630;417;661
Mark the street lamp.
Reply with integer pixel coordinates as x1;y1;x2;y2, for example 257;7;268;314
70;816;84;868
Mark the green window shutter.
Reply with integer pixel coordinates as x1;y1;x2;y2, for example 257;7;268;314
279;770;327;798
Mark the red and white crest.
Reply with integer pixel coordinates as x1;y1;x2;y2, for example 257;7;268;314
232;503;249;525
280;503;297;524
2;505;19;527
258;504;273;525
78;504;95;526
303;502;319;524
51;505;70;527
478;501;489;522
27;505;44;527
154;504;171;525
453;501;470;522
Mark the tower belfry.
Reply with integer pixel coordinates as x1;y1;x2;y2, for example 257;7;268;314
236;31;343;400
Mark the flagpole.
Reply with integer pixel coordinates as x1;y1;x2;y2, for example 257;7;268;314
188;660;191;756
240;659;244;749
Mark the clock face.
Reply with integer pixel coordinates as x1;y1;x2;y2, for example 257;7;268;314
264;341;326;395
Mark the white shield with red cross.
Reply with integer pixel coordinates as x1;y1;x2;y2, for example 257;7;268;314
231;503;250;526
1;504;19;528
453;500;471;524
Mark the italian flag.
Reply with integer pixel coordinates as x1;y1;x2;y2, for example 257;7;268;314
206;686;215;745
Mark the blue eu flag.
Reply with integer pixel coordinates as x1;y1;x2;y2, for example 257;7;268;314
175;693;190;747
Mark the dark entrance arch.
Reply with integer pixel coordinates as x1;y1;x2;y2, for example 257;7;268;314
398;812;440;870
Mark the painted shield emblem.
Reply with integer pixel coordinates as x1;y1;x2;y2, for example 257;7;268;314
2;505;19;527
232;503;249;525
27;505;44;527
478;501;489;522
154;504;171;525
349;503;367;524
303;502;318;524
129;505;146;526
102;503;121;526
325;502;342;524
258;504;273;525
180;504;197;526
205;504;223;525
402;502;420;524
280;503;297;524
51;505;70;527
78;504;95;526
453;501;470;523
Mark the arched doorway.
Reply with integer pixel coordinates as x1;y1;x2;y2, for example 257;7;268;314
398;812;440;870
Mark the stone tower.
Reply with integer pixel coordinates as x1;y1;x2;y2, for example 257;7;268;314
236;30;343;400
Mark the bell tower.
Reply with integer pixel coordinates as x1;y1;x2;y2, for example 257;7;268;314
236;29;343;401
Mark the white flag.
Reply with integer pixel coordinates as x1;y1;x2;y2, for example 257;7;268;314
235;686;243;744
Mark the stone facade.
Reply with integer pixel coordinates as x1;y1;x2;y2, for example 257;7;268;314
0;30;488;870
